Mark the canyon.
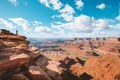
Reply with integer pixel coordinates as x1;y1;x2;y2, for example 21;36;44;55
0;29;120;80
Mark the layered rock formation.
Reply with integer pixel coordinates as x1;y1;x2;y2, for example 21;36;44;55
70;54;120;80
56;37;120;80
0;29;29;48
97;38;120;54
0;29;51;80
29;66;52;80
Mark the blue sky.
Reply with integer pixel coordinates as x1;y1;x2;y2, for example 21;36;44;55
0;0;120;38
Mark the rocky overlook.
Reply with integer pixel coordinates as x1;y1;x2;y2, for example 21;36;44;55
0;29;51;80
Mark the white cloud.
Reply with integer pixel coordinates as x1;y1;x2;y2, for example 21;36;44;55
71;14;93;32
116;15;120;21
90;31;120;37
75;0;84;10
51;23;65;32
0;15;119;38
93;19;110;30
33;21;42;26
50;3;75;22
52;14;93;33
39;0;50;8
60;13;74;22
111;23;120;29
0;18;15;29
59;4;75;22
9;18;31;32
115;24;120;28
52;4;75;22
9;18;54;34
50;0;63;10
53;21;63;25
52;15;59;19
8;0;19;6
96;3;106;10
60;4;75;14
39;0;63;10
34;26;53;33
51;14;114;34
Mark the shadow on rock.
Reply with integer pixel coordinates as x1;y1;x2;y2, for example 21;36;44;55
61;70;93;80
59;57;77;69
76;57;86;66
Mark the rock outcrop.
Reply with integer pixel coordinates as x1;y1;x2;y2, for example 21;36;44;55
0;53;29;72
0;29;29;48
29;66;51;80
0;29;14;35
0;29;51;80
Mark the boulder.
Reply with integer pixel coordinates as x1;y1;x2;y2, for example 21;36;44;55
29;66;51;80
27;47;41;58
0;53;29;72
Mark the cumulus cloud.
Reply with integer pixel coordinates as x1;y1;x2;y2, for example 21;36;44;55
52;4;75;22
59;4;75;14
75;0;84;10
0;18;15;29
8;0;19;6
9;18;54;34
51;14;93;33
70;14;93;32
51;14;114;35
59;4;75;22
110;23;120;29
93;19;111;30
33;21;42;26
96;3;106;10
9;18;31;32
1;15;119;38
34;26;53;33
39;0;63;10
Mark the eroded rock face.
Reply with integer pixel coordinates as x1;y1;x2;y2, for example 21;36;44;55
0;54;29;72
29;66;51;80
85;55;120;80
70;63;83;77
98;38;120;54
0;29;29;47
0;29;42;80
70;54;120;80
